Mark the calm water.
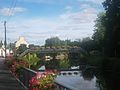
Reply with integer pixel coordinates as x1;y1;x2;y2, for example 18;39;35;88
55;67;120;90
55;69;100;90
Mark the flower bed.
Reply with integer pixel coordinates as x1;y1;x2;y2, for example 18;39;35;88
28;70;57;90
5;56;29;77
5;56;58;90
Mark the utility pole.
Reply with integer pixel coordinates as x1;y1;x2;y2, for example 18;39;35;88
4;21;7;59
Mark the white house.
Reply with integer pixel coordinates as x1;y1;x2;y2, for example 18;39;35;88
15;37;29;48
0;45;13;57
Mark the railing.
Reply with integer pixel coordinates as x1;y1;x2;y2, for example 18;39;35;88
19;68;37;88
19;68;80;90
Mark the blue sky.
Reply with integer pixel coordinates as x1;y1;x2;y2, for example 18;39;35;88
0;0;104;45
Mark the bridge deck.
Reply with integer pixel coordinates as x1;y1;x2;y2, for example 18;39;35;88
0;58;26;90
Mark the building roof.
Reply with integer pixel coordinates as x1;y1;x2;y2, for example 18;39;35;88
15;37;29;48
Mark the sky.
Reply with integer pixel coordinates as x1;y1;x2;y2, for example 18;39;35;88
0;0;104;45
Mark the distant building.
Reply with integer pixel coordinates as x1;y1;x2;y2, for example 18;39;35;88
45;56;53;61
0;44;13;57
15;37;29;48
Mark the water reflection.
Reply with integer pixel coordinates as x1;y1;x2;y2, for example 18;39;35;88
82;68;95;81
81;67;107;90
56;68;99;90
56;66;119;90
81;66;120;90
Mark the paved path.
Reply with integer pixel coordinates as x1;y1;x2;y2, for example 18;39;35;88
0;58;26;90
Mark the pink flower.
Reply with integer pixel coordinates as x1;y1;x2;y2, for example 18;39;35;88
33;87;38;90
28;70;57;90
30;77;38;86
36;72;42;79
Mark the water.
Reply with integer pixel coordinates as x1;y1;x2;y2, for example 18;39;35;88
55;70;100;90
38;65;120;90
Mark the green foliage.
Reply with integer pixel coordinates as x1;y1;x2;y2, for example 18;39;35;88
102;58;120;90
80;37;95;54
69;52;87;66
103;0;120;57
29;71;57;90
86;56;104;67
16;44;27;55
45;36;81;48
23;53;40;69
59;59;70;69
28;44;40;49
45;37;62;47
45;59;60;69
0;40;3;48
8;43;16;51
5;57;29;77
92;12;106;52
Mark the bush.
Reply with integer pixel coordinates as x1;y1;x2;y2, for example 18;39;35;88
5;57;29;77
59;59;70;69
28;70;57;90
23;53;40;69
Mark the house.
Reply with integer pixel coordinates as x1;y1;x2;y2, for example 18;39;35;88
15;37;29;48
0;45;13;57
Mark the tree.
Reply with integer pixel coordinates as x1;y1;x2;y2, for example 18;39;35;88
103;0;120;57
80;37;95;55
59;59;70;69
16;44;27;55
29;44;35;49
0;40;3;48
7;43;15;50
45;37;61;48
23;53;39;69
92;12;106;53
45;53;60;69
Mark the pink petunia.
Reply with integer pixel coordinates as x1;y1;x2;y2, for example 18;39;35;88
33;87;38;90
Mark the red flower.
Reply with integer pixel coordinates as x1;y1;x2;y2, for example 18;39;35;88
33;87;38;90
28;70;57;90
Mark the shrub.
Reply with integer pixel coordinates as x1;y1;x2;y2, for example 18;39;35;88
5;57;29;77
23;53;40;69
28;70;57;90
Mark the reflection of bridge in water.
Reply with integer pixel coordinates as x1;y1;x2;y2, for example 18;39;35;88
19;47;87;57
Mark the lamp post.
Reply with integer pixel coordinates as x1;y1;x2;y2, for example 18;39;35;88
4;21;7;59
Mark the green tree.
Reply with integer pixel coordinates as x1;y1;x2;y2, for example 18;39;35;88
80;37;95;55
29;44;35;49
92;12;106;53
16;44;27;55
59;59;70;69
23;53;39;69
103;0;120;57
45;37;61;48
7;43;15;51
0;40;3;48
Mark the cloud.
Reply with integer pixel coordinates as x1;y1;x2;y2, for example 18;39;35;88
89;0;105;4
5;17;94;45
22;0;55;4
77;0;105;4
6;7;96;45
65;6;72;12
0;7;26;16
60;7;97;24
80;4;92;9
22;0;104;5
3;3;101;45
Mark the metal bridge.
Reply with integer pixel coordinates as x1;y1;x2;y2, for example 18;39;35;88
19;47;87;57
